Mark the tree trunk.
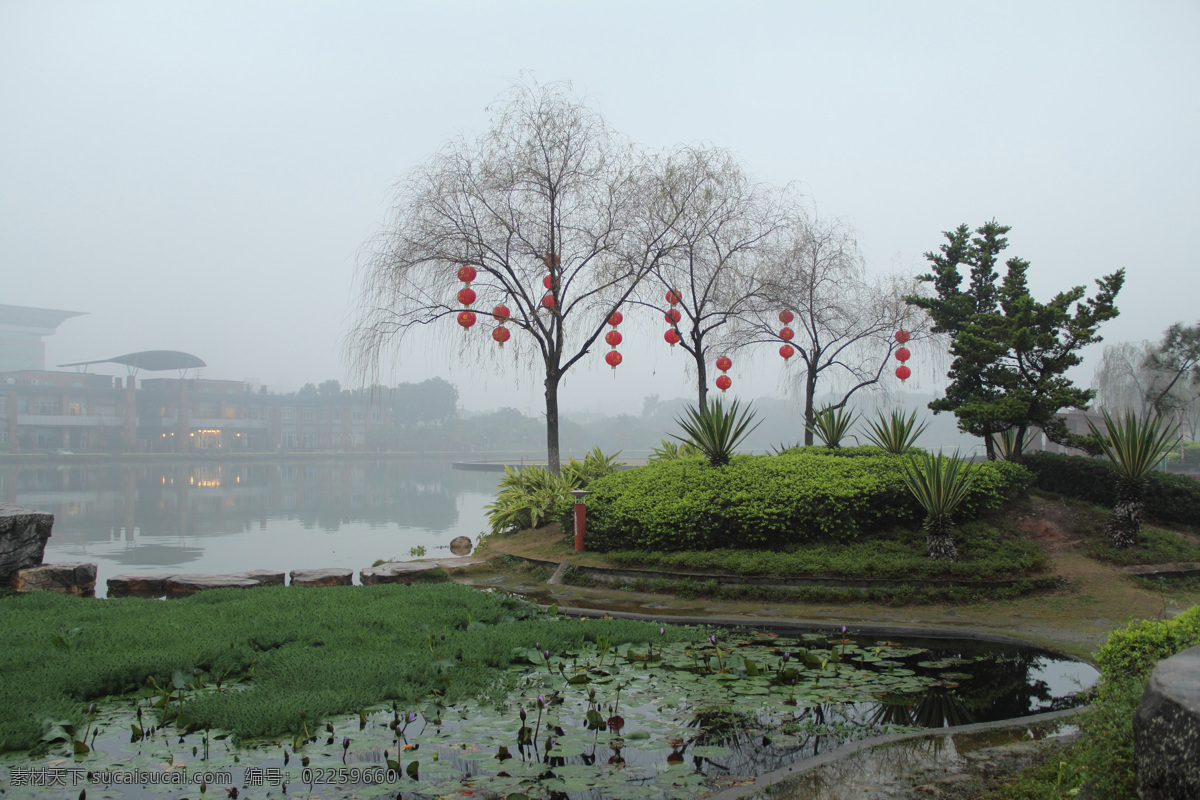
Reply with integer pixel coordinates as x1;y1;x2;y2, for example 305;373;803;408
545;369;561;475
925;516;958;561
802;366;818;446
697;356;708;408
1106;478;1145;548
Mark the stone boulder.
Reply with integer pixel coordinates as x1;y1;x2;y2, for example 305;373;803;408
360;561;448;586
449;535;474;555
165;574;263;597
107;573;176;597
0;504;54;584
11;562;96;596
1134;645;1200;800
290;568;354;587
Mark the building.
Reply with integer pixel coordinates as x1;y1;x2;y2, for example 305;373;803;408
0;304;85;373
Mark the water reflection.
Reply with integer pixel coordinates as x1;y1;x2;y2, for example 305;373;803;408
1;458;500;595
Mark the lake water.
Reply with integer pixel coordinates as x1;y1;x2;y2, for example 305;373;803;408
2;457;504;596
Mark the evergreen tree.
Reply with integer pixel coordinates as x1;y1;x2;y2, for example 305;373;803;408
907;221;1124;460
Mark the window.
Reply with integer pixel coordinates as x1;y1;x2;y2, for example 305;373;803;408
282;407;295;422
303;408;314;423
334;408;342;422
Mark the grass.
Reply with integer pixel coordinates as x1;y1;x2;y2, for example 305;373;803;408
1085;526;1200;565
0;583;693;753
602;517;1049;581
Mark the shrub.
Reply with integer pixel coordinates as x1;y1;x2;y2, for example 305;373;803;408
1023;451;1200;528
571;449;1030;552
1095;604;1200;680
486;448;621;536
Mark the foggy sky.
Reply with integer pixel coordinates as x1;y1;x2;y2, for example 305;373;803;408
3;1;1197;416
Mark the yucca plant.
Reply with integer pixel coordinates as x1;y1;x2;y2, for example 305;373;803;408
807;405;857;448
989;428;1034;462
862;409;928;454
648;438;702;461
900;451;977;561
673;398;761;467
1087;410;1181;548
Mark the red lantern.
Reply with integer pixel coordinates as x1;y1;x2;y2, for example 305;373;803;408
664;308;682;324
605;330;623;347
457;310;477;329
541;294;555;309
715;375;732;392
716;356;732;372
779;327;795;341
605;350;623;370
666;289;681;305
492;304;510;321
779;344;795;361
664;329;681;347
895;364;911;382
895;347;911;363
779;310;794;324
542;254;559;268
492;326;510;346
457;287;476;307
608;311;623;327
894;329;911;343
457;265;477;283
543;275;555;290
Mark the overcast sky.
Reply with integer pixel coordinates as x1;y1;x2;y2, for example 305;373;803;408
3;1;1196;415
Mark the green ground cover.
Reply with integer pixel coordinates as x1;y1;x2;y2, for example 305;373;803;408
0;584;690;753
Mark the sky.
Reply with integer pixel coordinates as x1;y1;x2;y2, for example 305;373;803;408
3;1;1197;416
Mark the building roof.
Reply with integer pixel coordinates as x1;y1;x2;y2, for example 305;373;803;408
58;350;207;372
0;304;86;333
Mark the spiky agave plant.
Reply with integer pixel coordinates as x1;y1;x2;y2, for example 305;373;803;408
988;428;1034;462
900;451;977;561
648;438;702;461
862;409;928;454
808;405;857;448
1087;410;1180;548
672;398;761;467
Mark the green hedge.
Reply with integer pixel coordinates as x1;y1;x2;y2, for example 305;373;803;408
569;448;1030;552
1023;451;1200;528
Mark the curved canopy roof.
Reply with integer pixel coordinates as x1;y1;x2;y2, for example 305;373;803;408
59;350;206;371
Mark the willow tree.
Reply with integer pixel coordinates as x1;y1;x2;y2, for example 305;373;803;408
733;215;925;445
350;82;675;473
634;145;781;407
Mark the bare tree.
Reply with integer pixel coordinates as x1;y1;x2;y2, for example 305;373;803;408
1095;330;1200;441
1093;341;1156;416
350;81;675;473
634;145;782;407
733;215;929;445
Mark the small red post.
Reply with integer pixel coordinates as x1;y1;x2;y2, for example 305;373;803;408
569;490;591;552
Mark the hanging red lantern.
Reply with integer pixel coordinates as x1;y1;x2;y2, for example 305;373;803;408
492;304;510;321
779;344;795;361
608;310;623;327
779;327;795;341
541;294;555;309
895;364;911;382
664;329;681;347
894;329;911;343
666;289;681;305
492;326;510;346
542;254;559;268
457;265;477;283
715;375;732;392
457;310;477;329
605;330;623;347
457;287;476;307
894;347;911;363
605;350;623;370
779;310;794;324
543;275;555;290
664;308;682;324
716;356;732;372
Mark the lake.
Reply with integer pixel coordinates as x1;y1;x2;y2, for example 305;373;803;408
1;457;505;596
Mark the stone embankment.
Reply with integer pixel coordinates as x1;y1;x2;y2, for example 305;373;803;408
0;504;53;584
1135;645;1200;800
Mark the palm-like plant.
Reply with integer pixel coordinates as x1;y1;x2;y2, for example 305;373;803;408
1087;410;1181;548
988;428;1034;462
648;438;702;461
862;410;928;454
673;398;761;467
900;451;977;561
808;406;857;448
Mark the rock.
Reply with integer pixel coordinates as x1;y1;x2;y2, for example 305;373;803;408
11;562;96;596
166;574;262;596
360;561;449;585
290;568;354;587
231;570;285;587
1134;645;1200;800
0;503;54;583
449;535;474;555
107;573;176;597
